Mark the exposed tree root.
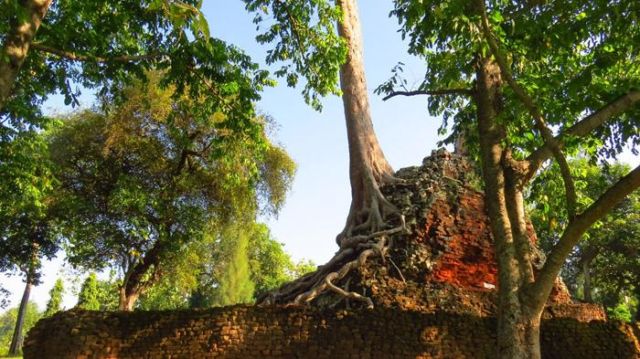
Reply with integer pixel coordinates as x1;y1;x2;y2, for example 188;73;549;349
259;216;407;308
337;172;404;246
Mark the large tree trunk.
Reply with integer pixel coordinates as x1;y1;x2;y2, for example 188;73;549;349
336;0;395;244
0;0;53;112
9;272;34;356
475;57;541;359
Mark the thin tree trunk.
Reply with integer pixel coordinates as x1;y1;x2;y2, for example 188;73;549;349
336;0;395;243
583;259;593;302
9;272;34;356
0;0;53;112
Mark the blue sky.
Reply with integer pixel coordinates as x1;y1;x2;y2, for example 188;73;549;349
202;1;441;263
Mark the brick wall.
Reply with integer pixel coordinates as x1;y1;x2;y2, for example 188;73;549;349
24;306;640;358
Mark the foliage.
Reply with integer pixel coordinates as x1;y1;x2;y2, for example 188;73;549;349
76;273;101;311
0;0;270;137
243;0;347;110
49;71;295;306
0;129;59;285
530;160;640;311
248;223;315;298
43;278;64;317
607;302;633;322
210;221;255;306
0;302;41;355
0;288;8;310
75;272;119;311
385;0;640;158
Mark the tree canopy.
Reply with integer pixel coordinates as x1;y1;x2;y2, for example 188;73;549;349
0;0;270;137
48;71;295;310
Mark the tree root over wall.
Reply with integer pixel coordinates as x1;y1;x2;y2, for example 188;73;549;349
258;216;408;308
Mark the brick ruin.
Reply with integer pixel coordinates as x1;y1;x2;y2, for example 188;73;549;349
23;150;640;358
24;306;640;358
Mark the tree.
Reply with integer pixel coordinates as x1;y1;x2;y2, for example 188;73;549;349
380;1;640;357
210;221;255;306
76;273;101;311
0;302;41;356
245;0;397;242
0;128;58;356
530;160;640;311
50;72;295;311
248;223;315;299
0;0;270;137
43;278;64;316
244;0;411;308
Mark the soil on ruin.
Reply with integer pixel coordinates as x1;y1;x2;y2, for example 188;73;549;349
263;150;598;319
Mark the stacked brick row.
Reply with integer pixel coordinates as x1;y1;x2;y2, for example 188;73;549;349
24;306;639;358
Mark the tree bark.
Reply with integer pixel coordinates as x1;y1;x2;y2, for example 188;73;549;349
118;286;140;312
117;240;164;311
0;0;53;113
582;259;592;302
475;57;542;359
336;0;395;244
9;271;34;356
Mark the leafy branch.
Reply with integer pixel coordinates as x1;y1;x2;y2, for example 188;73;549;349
477;0;577;218
31;43;162;63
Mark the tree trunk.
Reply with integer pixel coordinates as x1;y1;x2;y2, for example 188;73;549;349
475;57;542;359
582;259;592;302
0;0;53;112
9;272;34;356
336;0;395;244
118;286;140;312
117;241;165;311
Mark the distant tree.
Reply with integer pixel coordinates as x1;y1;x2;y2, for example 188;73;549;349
43;278;64;317
50;72;295;311
248;223;315;299
531;160;640;311
211;222;255;306
76;273;101;311
0;302;41;356
142;220;315;310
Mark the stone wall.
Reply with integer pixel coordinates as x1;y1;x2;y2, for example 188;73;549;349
24;306;640;359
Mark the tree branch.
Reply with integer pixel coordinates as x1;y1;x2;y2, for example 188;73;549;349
0;0;53;113
526;90;640;178
477;0;577;217
31;43;161;63
527;163;640;311
382;88;473;101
